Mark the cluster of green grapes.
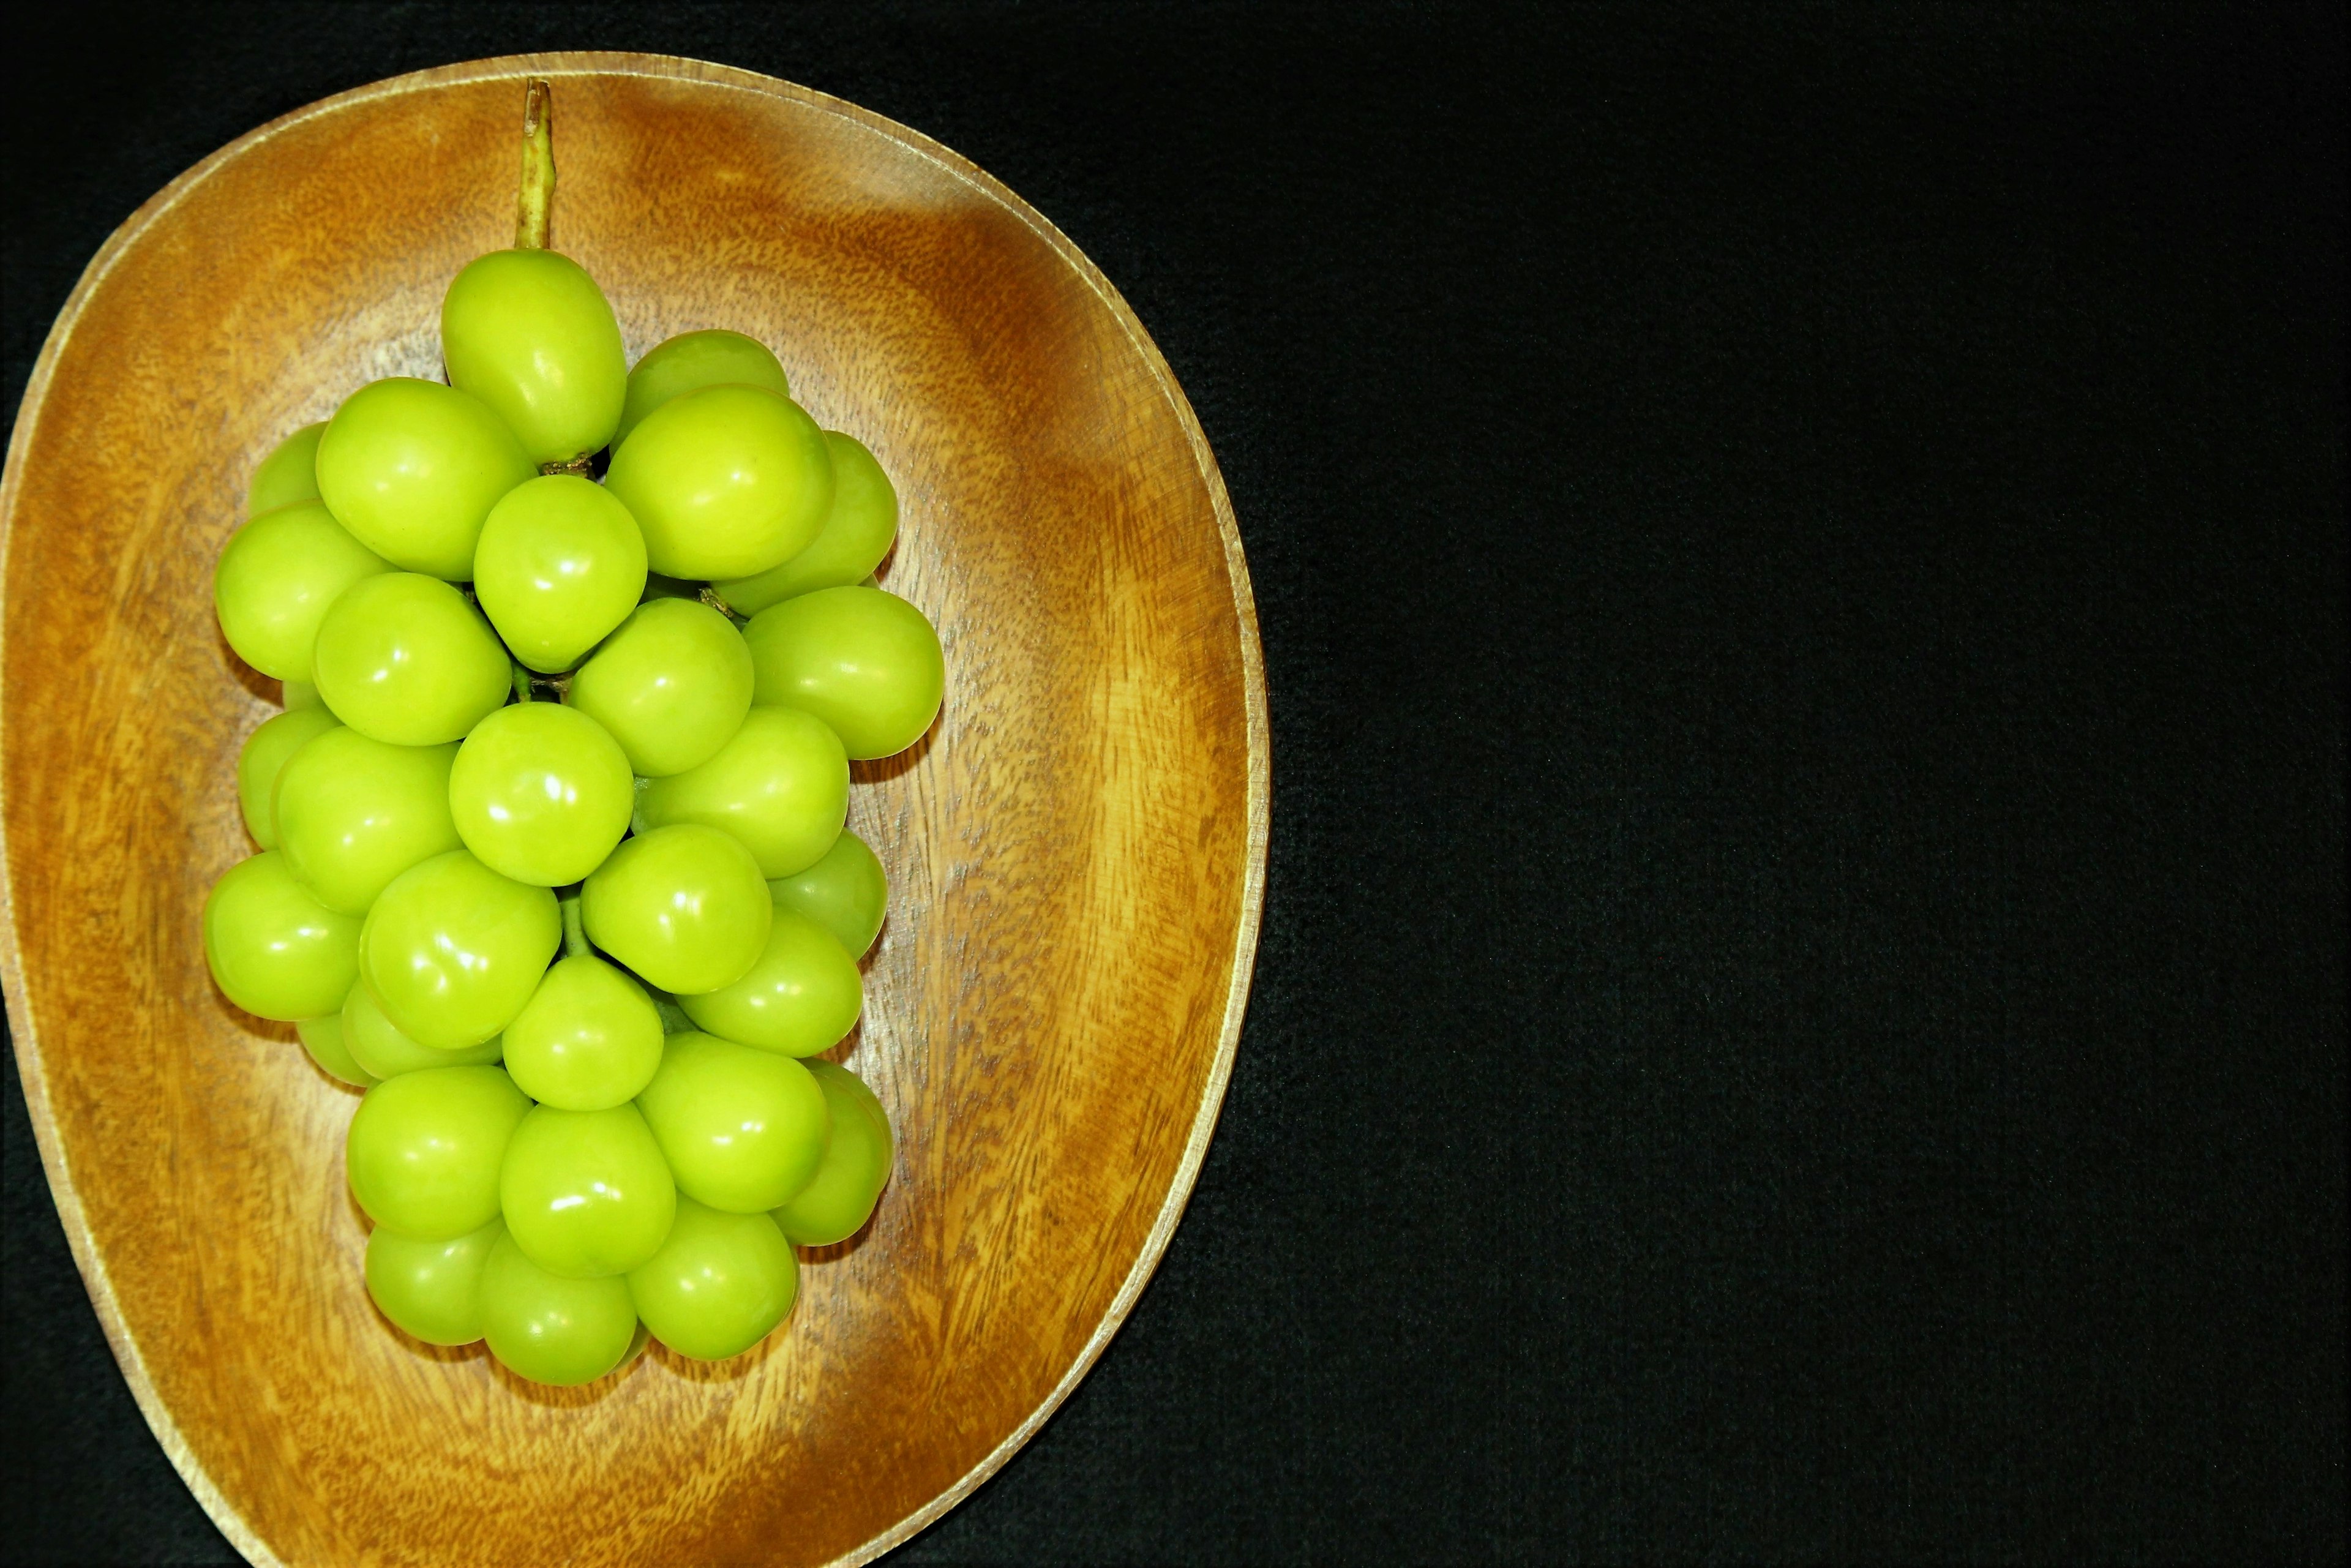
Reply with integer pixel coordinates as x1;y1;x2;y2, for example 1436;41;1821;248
203;190;940;1386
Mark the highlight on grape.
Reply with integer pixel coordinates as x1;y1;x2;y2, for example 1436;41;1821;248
204;79;933;1386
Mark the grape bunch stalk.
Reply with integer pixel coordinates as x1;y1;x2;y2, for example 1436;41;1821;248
204;80;942;1386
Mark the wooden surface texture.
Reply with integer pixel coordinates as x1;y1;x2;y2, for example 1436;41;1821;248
0;53;1267;1567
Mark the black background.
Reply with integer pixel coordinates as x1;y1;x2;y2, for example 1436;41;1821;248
4;4;2344;1562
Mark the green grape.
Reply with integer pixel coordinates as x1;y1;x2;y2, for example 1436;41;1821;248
613;329;790;451
768;831;888;959
448;703;633;886
311;573;511;747
215;501;394;681
479;1231;640;1386
202;852;361;1021
282;678;323;711
634;1032;828;1213
773;1062;894;1246
714;432;898;615
247;422;326;515
342;983;503;1079
679;910;862;1057
637;705;847;878
345;1065;531;1240
564;598;752;777
603;384;833;580
272;728;462;915
365;1217;503;1345
627;1198;798;1361
360;850;560;1048
744;587;944;760
471;475;648;672
295;1009;379;1089
580;825;770;995
501;955;664;1110
315;377;535;578
442;249;627;465
235;707;340;849
500;1104;677;1278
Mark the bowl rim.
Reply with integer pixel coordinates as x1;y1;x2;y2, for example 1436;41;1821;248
0;49;1270;1568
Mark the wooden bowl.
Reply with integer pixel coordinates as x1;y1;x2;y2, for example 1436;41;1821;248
1;53;1265;1566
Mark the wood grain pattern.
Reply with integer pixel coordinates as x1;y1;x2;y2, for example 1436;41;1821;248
0;54;1266;1567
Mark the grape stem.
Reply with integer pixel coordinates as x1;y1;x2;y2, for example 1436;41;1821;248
515;78;555;250
557;888;590;959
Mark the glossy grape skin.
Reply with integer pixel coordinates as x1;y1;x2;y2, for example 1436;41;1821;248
214;501;393;680
613;329;790;451
714;432;898;615
604;384;833;580
565;598;754;778
448;703;634;886
315;378;535;579
627;1198;798;1361
773;1062;894;1245
342;983;503;1079
768;831;888;959
442;249;627;465
744;587;944;759
479;1231;641;1386
272;728;462;915
634;1032;829;1213
247;422;325;515
203;852;362;1021
471;475;648;672
679;910;862;1057
501;955;664;1109
366;1217;503;1345
637;706;847;878
500;1104;677;1278
345;1065;531;1240
236;707;340;849
310;573;511;747
361;850;561;1049
295;1010;379;1089
582;825;771;996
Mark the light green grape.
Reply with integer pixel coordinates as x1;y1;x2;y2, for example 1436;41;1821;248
773;1062;894;1246
295;1010;379;1089
613;329;790;451
282;678;322;711
501;955;664;1110
604;384;833;580
634;1032;829;1213
442;249;627;465
564;598;752;776
310;573;511;746
581;825;770;995
714;432;898;615
448;703;633;885
500;1104;677;1278
679;910;862;1057
637;705;847;878
342;983;503;1079
360;850;560;1048
768;831;888;959
471;475;648;672
744;587;944;759
627;1198;798;1361
366;1217;503;1345
345;1065;531;1240
215;501;394;680
479;1231;641;1386
315;377;535;578
202;852;361;1021
247;422;326;515
236;707;340;849
271;728;461;915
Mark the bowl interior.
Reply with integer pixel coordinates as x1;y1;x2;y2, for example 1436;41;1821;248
1;54;1262;1567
